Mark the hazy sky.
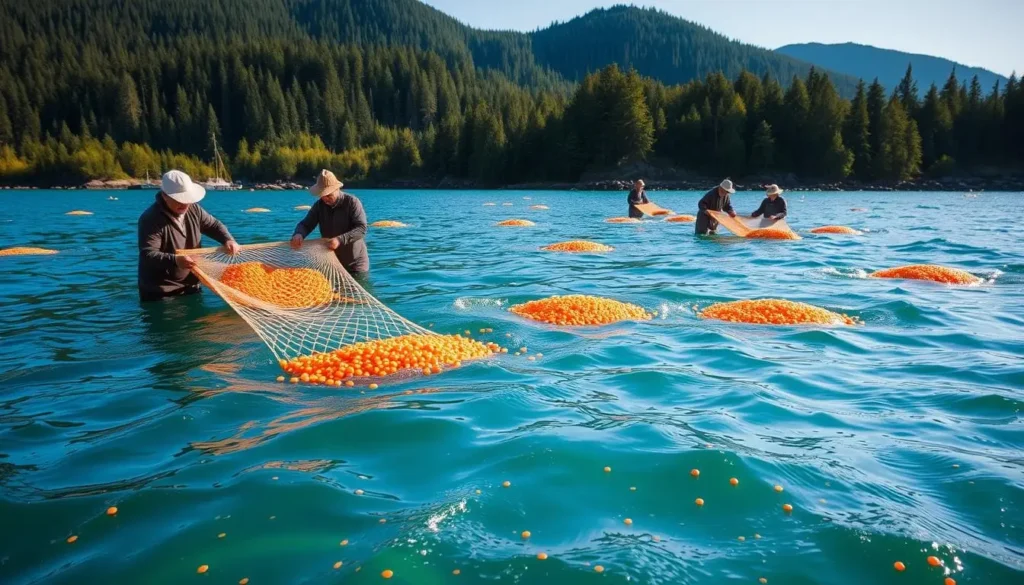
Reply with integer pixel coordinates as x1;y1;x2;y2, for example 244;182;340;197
422;0;1022;77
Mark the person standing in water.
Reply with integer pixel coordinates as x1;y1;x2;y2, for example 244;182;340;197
627;179;650;219
291;169;370;276
137;170;240;302
694;179;737;235
751;184;788;220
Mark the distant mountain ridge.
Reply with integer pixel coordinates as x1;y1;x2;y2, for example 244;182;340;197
776;42;1009;91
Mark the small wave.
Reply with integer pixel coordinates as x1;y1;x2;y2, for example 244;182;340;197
453;297;506;310
820;267;870;279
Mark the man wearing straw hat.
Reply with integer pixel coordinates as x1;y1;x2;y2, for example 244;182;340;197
750;184;788;221
291;170;369;276
137;170;240;302
694;179;737;235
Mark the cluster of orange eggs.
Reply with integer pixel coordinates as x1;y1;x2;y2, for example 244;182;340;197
65;210;93;215
371;220;408;228
541;240;614;253
665;215;696;223
0;247;58;256
496;219;535;226
530;205;550;210
700;299;857;325
870;264;981;285
605;217;641;223
810;225;861;234
510;295;653;326
221;262;335;308
279;333;498;385
746;228;800;240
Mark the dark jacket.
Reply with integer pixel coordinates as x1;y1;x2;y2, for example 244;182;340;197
138;193;233;300
293;192;369;274
695;187;735;235
752;196;787;219
627;187;650;218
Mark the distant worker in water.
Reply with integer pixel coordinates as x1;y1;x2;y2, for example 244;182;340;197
627;179;650;219
694;179;737;235
751;184;787;221
291;169;370;276
137;170;240;302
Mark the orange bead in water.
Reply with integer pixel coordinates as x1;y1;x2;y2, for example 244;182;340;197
927;556;941;567
66;535;78;544
893;562;905;572
106;506;118;516
537;552;548;560
453;569;461;575
945;578;956;585
690;469;700;478
695;498;705;506
594;565;605;573
502;481;511;488
521;530;531;539
355;489;364;495
334;561;343;570
197;565;209;574
603;466;612;473
340;539;349;546
782;504;793;513
759;579;768;584
368;383;378;390
382;569;394;579
276;376;285;382
624;518;632;525
774;485;783;492
729;478;739;486
239;579;249;585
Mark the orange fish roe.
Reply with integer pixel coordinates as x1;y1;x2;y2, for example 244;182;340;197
870;264;981;285
893;561;905;572
280;333;497;384
509;295;652;326
371;221;408;228
221;262;335;308
530;205;550;210
810;225;861;234
496;219;535;226
605;217;641;223
382;569;394;579
945;579;956;585
541;240;614;253
746;228;800;240
700;299;856;326
927;556;941;567
294;205;312;210
106;506;118;516
244;208;271;213
0;247;59;256
197;565;209;574
537;552;548;560
66;535;78;543
665;215;696;223
65;210;93;215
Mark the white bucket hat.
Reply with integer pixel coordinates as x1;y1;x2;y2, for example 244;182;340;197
161;170;206;204
719;179;736;193
765;184;784;196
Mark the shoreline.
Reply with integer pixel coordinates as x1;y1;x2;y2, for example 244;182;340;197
1;177;1022;192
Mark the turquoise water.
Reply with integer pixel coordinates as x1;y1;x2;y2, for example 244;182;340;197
1;189;1022;585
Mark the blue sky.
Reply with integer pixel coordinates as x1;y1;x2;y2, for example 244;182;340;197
422;0;1022;77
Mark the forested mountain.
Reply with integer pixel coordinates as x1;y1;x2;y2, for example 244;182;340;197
1;0;1022;186
777;43;1009;92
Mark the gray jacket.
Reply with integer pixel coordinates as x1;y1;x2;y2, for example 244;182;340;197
293;192;369;274
138;193;233;299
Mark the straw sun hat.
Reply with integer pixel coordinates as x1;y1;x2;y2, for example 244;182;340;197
765;184;784;196
309;169;343;197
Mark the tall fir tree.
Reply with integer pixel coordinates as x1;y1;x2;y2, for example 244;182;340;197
865;78;887;177
844;80;872;179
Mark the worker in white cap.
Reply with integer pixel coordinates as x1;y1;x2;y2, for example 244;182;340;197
137;170;240;301
694;179;737;235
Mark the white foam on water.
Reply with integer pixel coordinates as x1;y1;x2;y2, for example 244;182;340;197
453;297;506;310
821;267;870;279
426;499;466;533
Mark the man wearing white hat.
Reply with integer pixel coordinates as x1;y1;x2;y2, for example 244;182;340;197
694;179;737;235
137;170;240;301
751;184;788;221
291;169;369;275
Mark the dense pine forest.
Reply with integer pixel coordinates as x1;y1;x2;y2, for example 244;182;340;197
0;0;1021;186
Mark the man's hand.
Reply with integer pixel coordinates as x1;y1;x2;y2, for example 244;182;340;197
175;254;197;270
769;215;780;221
290;234;304;250
728;211;737;218
224;240;240;255
327;237;341;251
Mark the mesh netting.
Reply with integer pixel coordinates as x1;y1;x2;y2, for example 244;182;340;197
185;240;435;363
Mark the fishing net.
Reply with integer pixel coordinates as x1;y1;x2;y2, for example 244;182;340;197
706;210;800;239
371;220;408;227
181;239;499;385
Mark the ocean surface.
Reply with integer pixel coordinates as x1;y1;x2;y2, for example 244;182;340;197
0;189;1021;585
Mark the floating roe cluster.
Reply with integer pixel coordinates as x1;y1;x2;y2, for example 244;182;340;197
541;240;614;253
810;225;861;234
279;333;499;385
745;228;800;240
371;220;408;228
221;262;335;308
510;295;653;326
244;207;271;213
496;219;535;226
700;299;857;325
65;210;93;215
605;217;641;224
0;247;58;256
665;215;696;223
870;264;981;285
530;205;550;210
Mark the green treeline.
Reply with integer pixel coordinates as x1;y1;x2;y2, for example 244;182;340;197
1;1;1021;185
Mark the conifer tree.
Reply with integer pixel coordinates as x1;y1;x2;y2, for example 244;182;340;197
844;81;872;179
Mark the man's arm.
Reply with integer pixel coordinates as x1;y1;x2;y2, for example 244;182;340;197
336;197;367;245
723;194;735;215
774;198;787;219
293;203;319;238
751;199;765;218
139;217;176;269
697;191;711;211
640;191;650;204
197;206;233;244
